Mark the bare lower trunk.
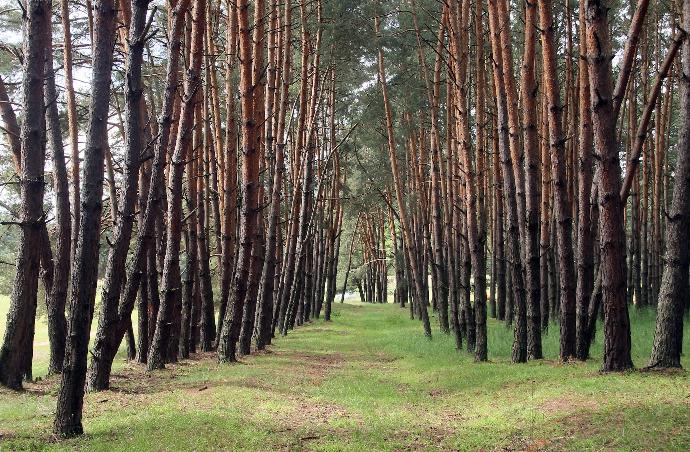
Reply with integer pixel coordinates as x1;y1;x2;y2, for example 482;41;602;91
539;0;577;362
575;0;595;361
44;37;71;376
88;0;152;391
148;0;205;370
585;0;633;372
648;0;690;369
0;0;50;389
54;0;117;435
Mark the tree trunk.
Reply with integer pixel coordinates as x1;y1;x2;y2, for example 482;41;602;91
60;0;80;263
218;0;260;362
216;0;239;346
521;0;542;360
575;0;595;361
539;0;577;362
148;0;206;370
238;0;268;353
585;0;633;372
0;0;50;389
88;0;152;391
44;35;71;376
198;97;216;352
54;0;117;435
648;0;690;369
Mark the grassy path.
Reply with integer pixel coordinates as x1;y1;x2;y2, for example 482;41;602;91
1;301;689;450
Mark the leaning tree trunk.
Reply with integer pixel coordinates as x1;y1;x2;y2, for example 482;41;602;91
87;0;152;391
426;14;449;334
60;0;80;263
648;0;690;369
148;0;205;370
44;35;71;376
54;0;117;435
0;74;55;381
0;0;50;389
375;11;432;338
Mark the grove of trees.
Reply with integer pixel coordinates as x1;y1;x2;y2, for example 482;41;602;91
0;0;688;439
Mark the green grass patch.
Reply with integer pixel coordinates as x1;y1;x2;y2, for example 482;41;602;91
0;298;688;450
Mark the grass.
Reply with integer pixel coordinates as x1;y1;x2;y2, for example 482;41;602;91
0;293;135;378
1;296;689;450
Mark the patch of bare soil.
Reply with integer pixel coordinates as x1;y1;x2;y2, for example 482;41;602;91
537;395;600;414
0;373;62;396
274;351;346;385
102;353;222;395
304;327;349;336
77;356;232;418
344;351;399;373
392;425;457;451
278;398;351;428
264;393;363;451
638;366;687;377
427;388;447;399
436;408;467;423
396;382;412;394
234;377;275;392
499;435;554;451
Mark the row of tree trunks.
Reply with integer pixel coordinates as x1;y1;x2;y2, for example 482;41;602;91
374;5;432;338
87;0;152;391
44;29;71;376
352;0;687;377
148;0;206;370
2;0;688;442
0;0;346;440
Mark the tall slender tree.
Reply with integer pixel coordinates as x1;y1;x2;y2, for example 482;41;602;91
648;0;690;369
148;0;206;370
0;0;51;389
584;0;634;371
54;0;118;435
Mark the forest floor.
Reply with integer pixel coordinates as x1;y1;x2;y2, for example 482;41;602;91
1;297;689;451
